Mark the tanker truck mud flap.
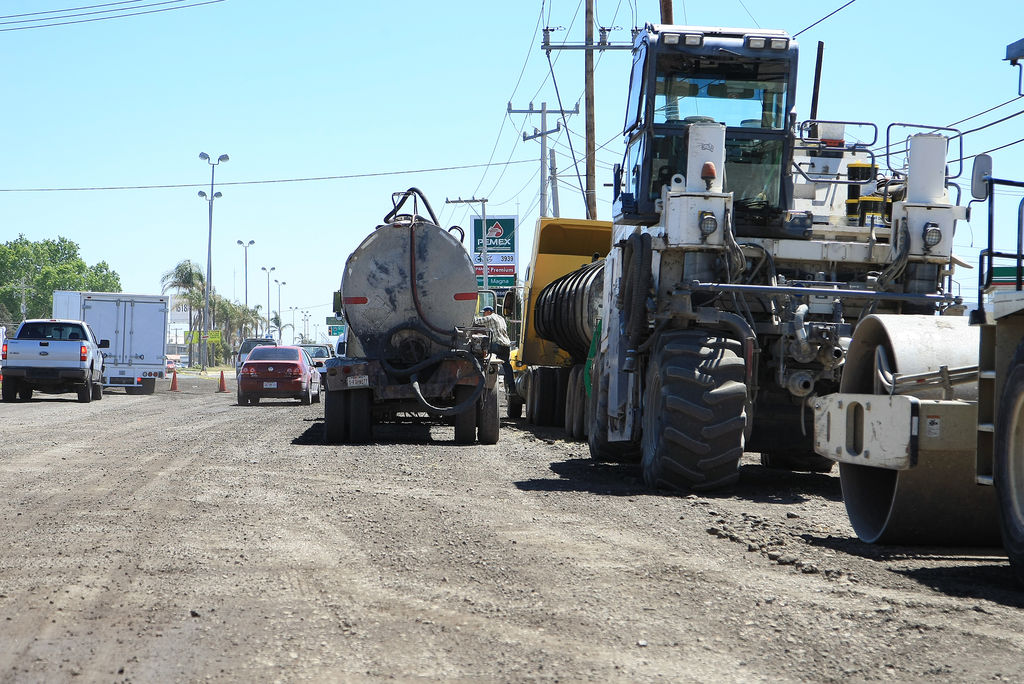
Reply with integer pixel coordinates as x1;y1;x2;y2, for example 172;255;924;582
640;330;748;491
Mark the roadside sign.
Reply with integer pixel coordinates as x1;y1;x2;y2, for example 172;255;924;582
208;330;222;343
477;275;516;288
183;330;222;344
328;325;346;336
326;316;345;326
471;216;518;288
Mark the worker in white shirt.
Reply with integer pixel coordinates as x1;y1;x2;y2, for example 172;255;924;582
476;306;516;394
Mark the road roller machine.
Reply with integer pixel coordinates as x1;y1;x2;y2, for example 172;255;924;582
322;188;502;445
814;155;1024;582
587;23;968;488
513;217;612;432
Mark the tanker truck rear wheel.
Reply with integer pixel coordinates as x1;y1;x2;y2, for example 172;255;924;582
641;331;746;491
323;390;348;444
995;343;1024;585
477;387;499;444
454;385;477;444
348;389;372;444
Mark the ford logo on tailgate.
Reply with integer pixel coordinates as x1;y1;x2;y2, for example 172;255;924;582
39;351;49;356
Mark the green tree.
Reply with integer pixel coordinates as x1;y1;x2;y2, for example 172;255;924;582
0;235;122;320
161;260;205;364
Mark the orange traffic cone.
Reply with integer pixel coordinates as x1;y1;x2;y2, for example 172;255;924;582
169;370;179;392
217;370;228;393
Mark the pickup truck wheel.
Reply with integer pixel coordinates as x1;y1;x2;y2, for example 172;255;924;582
323;390;349;443
477;387;499;444
1;380;17;402
77;383;92;403
19;385;33;401
91;382;103;401
454;385;477;444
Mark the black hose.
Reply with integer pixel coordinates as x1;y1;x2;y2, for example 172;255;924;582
383;187;440;226
408;352;487;417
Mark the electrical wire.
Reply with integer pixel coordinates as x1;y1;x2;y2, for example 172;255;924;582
0;0;150;19
792;0;856;39
0;0;223;31
0;159;536;193
736;0;760;28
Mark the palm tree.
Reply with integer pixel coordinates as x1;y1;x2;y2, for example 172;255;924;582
161;260;205;363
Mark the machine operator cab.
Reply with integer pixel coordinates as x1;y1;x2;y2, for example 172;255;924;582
614;25;799;237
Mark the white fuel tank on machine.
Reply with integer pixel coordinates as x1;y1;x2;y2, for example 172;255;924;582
683;121;726;193
906;133;948;204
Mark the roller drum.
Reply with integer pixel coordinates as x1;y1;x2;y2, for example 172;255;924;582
535;260;605;363
838;314;1000;546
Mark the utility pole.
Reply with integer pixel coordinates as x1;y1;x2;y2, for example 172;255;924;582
660;0;674;24
585;0;597;221
542;12;633;220
549;149;561;217
445;197;490;289
508;102;577;218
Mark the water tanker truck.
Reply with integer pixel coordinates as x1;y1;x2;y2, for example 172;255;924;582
322;188;502;445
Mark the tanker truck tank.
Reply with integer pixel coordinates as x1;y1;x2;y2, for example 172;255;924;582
323;188;502;446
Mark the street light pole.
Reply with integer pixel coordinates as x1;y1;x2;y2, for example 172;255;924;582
236;239;254;337
274;279;286;342
261;266;275;337
198;151;229;370
289;306;298;344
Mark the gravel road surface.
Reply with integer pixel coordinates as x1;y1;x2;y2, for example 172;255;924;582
1;375;1023;682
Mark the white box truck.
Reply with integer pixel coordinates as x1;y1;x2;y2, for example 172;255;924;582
52;291;169;394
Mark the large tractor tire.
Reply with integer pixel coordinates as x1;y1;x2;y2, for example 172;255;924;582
587;353;641;463
641;330;747;491
995;342;1024;585
323;390;349;444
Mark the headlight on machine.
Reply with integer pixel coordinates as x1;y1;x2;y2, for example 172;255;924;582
699;211;719;239
922;222;942;250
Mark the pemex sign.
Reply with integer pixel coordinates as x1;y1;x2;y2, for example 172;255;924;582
471;216;517;289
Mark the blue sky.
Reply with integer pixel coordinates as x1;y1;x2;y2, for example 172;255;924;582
1;0;1022;336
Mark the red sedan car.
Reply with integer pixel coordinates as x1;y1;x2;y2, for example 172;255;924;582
237;345;322;405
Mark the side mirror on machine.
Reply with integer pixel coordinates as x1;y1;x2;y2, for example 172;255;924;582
971;153;993;201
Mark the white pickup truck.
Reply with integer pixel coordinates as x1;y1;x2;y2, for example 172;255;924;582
1;319;109;403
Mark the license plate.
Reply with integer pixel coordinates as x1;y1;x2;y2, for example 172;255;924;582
347;375;369;388
263;381;277;389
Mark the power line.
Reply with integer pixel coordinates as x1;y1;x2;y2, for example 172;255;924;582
792;0;856;39
0;0;223;31
0;0;149;20
0;159;536;193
